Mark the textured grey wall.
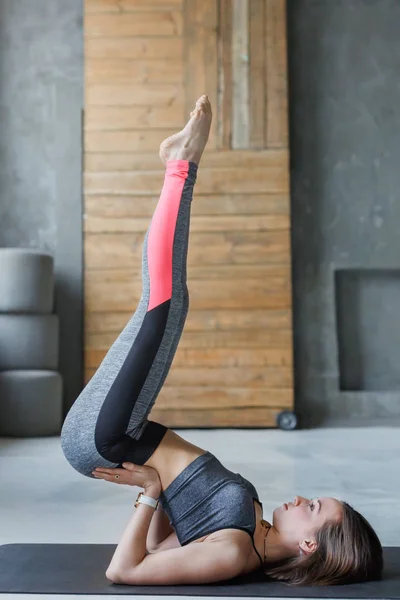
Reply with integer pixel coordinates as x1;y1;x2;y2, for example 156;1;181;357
0;0;83;417
1;0;399;429
287;0;400;426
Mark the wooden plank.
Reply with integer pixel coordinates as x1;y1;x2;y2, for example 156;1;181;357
86;0;182;13
217;0;233;149
83;152;158;170
84;163;289;194
85;364;293;388
169;369;293;388
147;407;281;427
183;0;218;149
84;231;291;268
85;129;178;153
84;148;288;170
86;83;184;107
85;347;293;369
85;265;291;284
83;264;291;286
84;214;290;233
231;0;249;149
83;193;290;217
84;278;291;311
86;58;182;85
124;387;293;409
249;0;266;148
85;12;182;37
85;307;292;332
85;37;183;60
265;0;288;147
85;106;184;131
87;328;292;350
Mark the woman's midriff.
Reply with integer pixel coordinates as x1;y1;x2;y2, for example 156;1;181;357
143;428;208;493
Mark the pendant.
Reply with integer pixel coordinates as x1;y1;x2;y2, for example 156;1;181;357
261;518;271;529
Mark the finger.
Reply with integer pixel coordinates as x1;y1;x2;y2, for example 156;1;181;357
122;462;134;470
95;468;122;475
93;470;125;483
92;471;109;478
94;473;112;482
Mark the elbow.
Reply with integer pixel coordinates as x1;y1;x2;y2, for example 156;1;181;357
105;569;122;584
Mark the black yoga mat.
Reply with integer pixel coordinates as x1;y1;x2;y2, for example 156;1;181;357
0;543;398;598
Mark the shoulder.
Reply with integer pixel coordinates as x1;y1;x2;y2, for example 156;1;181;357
204;528;257;568
209;528;263;575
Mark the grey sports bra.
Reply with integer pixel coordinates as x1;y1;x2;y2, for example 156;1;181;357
159;451;265;566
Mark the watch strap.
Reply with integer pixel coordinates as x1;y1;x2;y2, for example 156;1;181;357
135;491;159;510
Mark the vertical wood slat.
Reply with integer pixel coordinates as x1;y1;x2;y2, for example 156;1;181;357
249;0;266;149
183;0;218;149
217;0;233;149
231;0;249;149
265;0;288;148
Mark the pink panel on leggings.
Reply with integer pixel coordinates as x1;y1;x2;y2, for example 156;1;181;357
147;160;189;311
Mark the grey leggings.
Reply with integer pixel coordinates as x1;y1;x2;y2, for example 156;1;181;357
60;160;198;477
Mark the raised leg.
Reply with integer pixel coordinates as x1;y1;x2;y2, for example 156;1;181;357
60;96;212;474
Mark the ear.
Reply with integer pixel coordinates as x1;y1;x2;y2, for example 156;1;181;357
299;539;317;556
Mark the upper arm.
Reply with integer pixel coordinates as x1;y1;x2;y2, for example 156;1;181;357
109;541;246;586
151;530;181;553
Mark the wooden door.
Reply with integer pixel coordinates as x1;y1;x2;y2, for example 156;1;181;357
84;0;293;428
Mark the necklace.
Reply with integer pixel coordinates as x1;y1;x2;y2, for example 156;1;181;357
260;518;272;564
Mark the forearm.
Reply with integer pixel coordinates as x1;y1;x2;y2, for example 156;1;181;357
146;503;174;551
106;485;160;576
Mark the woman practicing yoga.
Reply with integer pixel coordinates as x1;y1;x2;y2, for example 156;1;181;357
61;95;383;587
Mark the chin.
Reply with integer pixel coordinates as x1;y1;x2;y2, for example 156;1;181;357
271;504;285;523
272;506;280;520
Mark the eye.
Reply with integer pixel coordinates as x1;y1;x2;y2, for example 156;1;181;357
310;499;316;511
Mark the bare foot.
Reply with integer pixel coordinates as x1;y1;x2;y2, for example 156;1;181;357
159;95;212;166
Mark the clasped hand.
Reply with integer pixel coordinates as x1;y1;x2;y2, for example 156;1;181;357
92;462;161;494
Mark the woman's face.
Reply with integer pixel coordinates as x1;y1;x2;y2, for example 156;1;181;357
272;495;343;554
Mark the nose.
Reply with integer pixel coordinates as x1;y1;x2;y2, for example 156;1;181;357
292;495;308;507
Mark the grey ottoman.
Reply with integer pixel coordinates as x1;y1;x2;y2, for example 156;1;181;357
0;371;63;437
0;314;59;370
0;248;54;314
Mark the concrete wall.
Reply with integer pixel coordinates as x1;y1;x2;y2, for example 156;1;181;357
1;0;399;428
0;0;83;417
287;0;400;426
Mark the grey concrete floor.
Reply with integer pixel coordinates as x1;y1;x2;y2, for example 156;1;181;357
1;426;399;600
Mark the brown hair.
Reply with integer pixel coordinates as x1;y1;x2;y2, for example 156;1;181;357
263;501;383;587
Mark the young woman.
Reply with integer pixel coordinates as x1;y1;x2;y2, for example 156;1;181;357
61;96;383;587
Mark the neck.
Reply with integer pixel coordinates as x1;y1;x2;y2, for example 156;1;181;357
258;519;295;566
263;526;294;564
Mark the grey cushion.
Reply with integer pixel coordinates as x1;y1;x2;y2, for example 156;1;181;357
0;314;59;370
0;248;54;314
0;370;63;436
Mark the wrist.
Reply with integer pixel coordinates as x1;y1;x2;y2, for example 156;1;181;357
143;485;161;499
